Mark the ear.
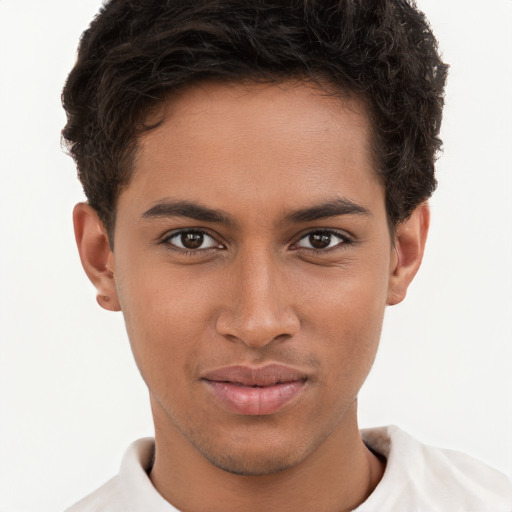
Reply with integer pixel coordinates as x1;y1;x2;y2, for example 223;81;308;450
73;203;120;311
387;202;430;306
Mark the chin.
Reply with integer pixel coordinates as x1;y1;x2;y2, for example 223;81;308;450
182;417;324;476
202;447;305;476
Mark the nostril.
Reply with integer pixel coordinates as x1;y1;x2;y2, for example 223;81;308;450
215;303;301;348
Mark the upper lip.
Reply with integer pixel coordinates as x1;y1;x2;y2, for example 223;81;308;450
202;364;308;387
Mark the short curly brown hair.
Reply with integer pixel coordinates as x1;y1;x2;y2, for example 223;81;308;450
62;0;448;237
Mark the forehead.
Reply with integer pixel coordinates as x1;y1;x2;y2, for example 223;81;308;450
122;80;382;219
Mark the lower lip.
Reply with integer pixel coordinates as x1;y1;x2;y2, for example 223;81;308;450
204;380;307;415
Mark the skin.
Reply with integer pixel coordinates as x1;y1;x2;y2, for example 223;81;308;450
74;81;429;512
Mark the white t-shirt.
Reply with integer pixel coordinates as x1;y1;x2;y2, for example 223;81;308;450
65;426;512;512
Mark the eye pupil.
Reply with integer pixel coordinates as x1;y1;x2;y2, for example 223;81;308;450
309;233;331;249
181;232;204;249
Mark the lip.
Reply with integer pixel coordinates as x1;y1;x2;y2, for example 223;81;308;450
202;364;308;415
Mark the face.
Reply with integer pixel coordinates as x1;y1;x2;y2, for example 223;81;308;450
109;81;396;475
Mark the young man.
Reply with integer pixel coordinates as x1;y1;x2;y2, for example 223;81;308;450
62;0;512;510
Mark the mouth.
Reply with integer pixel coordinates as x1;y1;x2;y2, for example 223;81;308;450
202;364;308;415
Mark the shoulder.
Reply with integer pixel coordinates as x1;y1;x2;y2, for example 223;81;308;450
357;426;512;512
64;438;177;512
65;476;123;512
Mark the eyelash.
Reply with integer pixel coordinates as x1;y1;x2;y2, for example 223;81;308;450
160;228;353;255
291;230;353;253
161;229;223;255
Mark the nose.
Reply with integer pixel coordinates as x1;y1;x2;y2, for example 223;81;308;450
216;249;300;348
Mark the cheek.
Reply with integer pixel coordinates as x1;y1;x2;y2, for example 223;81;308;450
114;265;214;389
117;255;217;331
297;256;389;378
313;299;385;413
319;296;385;380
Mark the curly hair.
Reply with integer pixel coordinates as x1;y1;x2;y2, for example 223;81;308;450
62;0;448;236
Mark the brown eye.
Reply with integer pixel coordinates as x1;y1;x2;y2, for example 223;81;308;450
181;232;204;249
166;230;220;251
309;233;332;249
296;231;348;251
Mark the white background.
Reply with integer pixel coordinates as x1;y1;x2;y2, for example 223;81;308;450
0;1;511;511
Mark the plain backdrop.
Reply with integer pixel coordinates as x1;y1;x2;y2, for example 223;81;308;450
0;1;511;511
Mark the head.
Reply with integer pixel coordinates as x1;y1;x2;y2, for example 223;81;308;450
62;0;447;240
64;0;447;477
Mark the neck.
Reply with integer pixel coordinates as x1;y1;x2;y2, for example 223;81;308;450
149;400;385;512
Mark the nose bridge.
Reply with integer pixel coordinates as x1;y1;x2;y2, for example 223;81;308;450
216;244;299;347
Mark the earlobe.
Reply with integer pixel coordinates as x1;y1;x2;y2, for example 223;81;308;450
73;203;120;312
387;202;430;306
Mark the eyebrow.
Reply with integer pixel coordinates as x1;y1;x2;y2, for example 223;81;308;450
141;197;370;225
142;200;235;225
284;198;371;223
